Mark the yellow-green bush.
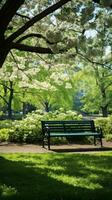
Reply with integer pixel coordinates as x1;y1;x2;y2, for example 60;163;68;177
95;116;112;141
0;128;10;142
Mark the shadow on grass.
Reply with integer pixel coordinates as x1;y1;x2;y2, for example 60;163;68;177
52;146;112;153
0;153;112;200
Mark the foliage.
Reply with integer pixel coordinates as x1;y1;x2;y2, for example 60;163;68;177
8;109;82;143
75;63;112;116
0;153;112;200
0;120;14;142
95;116;112;141
0;128;10;142
1;112;112;143
1;0;112;117
0;120;14;129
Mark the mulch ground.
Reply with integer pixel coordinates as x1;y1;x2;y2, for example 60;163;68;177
0;139;112;153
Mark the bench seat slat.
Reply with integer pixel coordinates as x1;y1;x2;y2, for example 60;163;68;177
50;132;100;137
43;121;92;124
48;130;94;132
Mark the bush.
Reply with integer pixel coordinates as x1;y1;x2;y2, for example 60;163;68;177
0;120;14;129
9;123;41;143
95;116;112;141
106;134;112;141
8;109;82;144
0;128;10;142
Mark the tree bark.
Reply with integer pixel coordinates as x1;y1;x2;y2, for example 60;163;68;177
0;0;70;68
11;43;53;54
0;47;9;68
7;81;14;119
44;101;50;112
101;105;108;117
100;86;108;117
0;0;25;36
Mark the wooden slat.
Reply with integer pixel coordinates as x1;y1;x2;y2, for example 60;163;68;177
50;132;100;137
41;120;96;133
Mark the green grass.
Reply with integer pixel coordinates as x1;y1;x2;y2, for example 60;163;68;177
0;152;112;200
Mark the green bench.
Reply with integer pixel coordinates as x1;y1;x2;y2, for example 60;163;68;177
41;120;103;150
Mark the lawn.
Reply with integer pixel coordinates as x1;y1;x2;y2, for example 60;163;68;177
0;152;112;200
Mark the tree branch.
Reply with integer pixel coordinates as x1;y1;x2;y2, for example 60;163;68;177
16;33;54;45
104;81;112;90
16;12;31;20
76;50;105;66
10;50;33;81
0;0;25;36
11;42;53;54
6;0;70;42
0;82;11;90
76;48;112;70
0;94;8;105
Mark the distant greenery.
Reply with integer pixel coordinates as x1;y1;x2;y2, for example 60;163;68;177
0;152;112;200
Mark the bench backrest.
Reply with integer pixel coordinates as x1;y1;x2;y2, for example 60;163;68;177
41;120;95;134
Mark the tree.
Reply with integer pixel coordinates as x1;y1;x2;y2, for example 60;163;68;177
18;63;74;112
0;0;72;68
78;63;112;117
0;0;112;68
73;5;112;117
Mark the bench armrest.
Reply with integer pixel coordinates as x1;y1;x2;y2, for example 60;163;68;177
96;126;103;136
44;125;50;137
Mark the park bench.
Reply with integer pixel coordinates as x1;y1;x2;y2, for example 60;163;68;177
41;120;103;150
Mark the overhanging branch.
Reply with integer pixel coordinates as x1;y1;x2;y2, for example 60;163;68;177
16;12;31;20
0;0;25;35
16;33;54;45
11;42;53;54
76;48;112;69
6;0;70;42
76;50;105;66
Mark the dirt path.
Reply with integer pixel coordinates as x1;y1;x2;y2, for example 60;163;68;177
0;139;112;153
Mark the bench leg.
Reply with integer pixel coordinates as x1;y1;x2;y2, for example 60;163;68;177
42;136;44;148
94;136;96;146
48;136;50;150
100;136;103;147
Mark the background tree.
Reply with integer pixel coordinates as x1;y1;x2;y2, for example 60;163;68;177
76;63;112;117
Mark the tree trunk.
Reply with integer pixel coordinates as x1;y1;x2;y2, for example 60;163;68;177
101;105;108;117
0;44;9;68
44;101;50;112
100;85;108;117
23;102;26;115
7;81;13;119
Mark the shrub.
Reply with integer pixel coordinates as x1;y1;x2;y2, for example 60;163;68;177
9;123;41;143
106;134;112;141
0;128;10;142
95;116;112;141
8;109;82;143
0;120;14;129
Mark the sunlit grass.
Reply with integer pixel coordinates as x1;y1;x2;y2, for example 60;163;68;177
0;152;112;200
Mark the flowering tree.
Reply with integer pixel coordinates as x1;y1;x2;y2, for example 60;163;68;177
0;0;112;68
0;0;71;68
